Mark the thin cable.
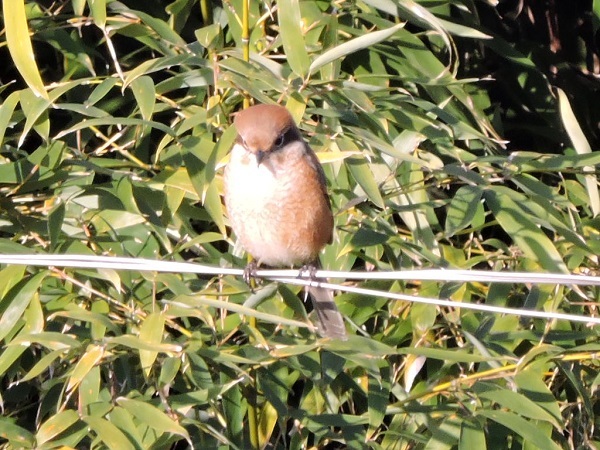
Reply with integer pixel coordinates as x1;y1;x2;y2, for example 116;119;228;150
269;277;600;326
0;254;599;325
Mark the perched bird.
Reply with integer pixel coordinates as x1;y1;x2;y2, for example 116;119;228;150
224;103;347;339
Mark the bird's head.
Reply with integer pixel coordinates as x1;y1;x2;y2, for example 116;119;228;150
233;104;303;165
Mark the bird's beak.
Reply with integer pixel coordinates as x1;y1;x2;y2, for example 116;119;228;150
256;150;266;166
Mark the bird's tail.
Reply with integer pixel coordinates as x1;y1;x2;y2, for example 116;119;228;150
307;282;347;340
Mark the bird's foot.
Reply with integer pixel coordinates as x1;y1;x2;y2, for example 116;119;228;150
298;263;318;280
243;260;259;288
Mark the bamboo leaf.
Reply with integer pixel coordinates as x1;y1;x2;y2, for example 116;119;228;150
83;416;135;450
310;23;405;74
0;272;47;343
278;0;311;77
556;87;600;217
117;397;191;441
66;344;105;393
0;91;20;145
0;418;34;448
2;0;48;99
484;187;568;274
36;410;79;445
139;312;165;378
477;410;561;450
445;185;483;236
130;75;156;121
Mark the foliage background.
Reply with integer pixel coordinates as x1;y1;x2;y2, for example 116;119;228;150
0;0;600;448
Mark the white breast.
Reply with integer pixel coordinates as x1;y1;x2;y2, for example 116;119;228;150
224;143;301;266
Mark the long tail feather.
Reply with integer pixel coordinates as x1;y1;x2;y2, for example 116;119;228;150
307;283;347;340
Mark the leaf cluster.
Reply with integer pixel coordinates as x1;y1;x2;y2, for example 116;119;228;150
0;0;599;448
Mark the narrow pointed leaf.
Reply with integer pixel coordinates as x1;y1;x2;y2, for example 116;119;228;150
2;0;48;99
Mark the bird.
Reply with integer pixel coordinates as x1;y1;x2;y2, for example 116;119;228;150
224;103;347;340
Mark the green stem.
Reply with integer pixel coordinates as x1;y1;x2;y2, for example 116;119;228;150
242;0;250;109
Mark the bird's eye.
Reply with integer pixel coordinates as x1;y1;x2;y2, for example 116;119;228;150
274;133;285;148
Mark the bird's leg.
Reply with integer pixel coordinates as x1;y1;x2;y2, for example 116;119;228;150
243;260;259;288
297;264;318;303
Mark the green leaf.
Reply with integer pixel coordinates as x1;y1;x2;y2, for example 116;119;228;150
139;312;165;378
79;366;101;409
10;331;81;351
310;23;404;74
368;376;388;430
195;23;222;49
167;294;312;330
0;265;26;300
89;210;147;233
474;382;561;428
258;401;278;447
116;397;191;441
556;87;600;216
20;349;66;382
459;420;486;450
0;91;20;145
0;418;34;448
48;201;65;250
130;75;156;121
278;0;311;77
83;416;135;450
90;300;110;340
19;88;51;146
36;410;79;445
107;407;145;448
364;0;452;58
202;180;227;237
2;0;48;99
88;0;107;29
54;117;177;140
484;187;568;273
66;344;105;393
50;306;119;336
397;346;506;363
445;185;483;236
105;335;182;353
477;410;561;450
0;272;47;343
85;77;119;107
346;157;385;208
122;54;194;88
514;363;563;426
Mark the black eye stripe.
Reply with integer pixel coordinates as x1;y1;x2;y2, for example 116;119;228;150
273;128;297;150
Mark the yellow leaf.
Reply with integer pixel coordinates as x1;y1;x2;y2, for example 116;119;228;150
2;0;48;99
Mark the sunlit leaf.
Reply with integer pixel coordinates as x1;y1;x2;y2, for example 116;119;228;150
36;410;79;445
139;312;165;378
0;272;47;343
310;23;405;74
116;397;191;442
556;87;600;216
278;0;310;77
83;416;135;450
130;75;156;122
66;344;105;393
445;185;483;236
2;0;48;99
0;418;34;448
